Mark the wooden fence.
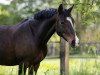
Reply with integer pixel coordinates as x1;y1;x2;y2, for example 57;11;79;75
47;42;100;57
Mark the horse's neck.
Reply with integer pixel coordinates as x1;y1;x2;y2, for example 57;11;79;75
43;25;55;43
36;16;56;45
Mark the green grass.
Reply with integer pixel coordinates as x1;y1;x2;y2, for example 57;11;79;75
37;59;60;75
0;58;100;75
69;59;100;75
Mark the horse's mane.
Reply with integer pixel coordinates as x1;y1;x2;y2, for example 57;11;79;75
20;8;68;22
34;8;57;20
18;9;57;23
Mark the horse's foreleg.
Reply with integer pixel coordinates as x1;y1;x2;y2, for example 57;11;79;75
23;65;27;75
28;63;40;75
18;63;27;75
18;63;22;75
34;63;40;75
28;65;34;75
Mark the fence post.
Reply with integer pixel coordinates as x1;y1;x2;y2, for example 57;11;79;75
60;37;69;75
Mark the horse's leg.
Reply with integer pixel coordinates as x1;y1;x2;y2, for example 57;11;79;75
28;65;33;75
34;63;40;75
19;62;27;75
24;65;27;75
18;63;23;75
28;63;40;75
28;65;34;75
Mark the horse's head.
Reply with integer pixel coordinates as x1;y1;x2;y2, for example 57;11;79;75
56;4;79;47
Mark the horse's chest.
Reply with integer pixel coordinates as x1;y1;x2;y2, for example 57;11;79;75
33;46;47;64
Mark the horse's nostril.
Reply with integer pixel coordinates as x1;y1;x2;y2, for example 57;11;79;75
71;40;75;47
72;40;75;44
60;21;64;25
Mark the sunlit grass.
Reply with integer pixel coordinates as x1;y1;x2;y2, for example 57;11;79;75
69;58;100;75
0;58;100;75
0;66;18;75
37;59;60;75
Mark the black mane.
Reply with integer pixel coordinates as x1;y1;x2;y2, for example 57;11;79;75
34;8;69;20
21;8;68;22
34;8;57;20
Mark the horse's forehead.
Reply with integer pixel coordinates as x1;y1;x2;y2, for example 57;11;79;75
66;17;74;27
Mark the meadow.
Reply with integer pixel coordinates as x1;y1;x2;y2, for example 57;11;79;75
0;58;100;75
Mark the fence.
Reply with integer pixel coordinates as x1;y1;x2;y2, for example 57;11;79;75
47;42;100;58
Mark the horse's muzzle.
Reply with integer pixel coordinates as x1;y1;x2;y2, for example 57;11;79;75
71;39;79;48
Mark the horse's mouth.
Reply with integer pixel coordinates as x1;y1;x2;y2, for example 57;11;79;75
62;34;79;48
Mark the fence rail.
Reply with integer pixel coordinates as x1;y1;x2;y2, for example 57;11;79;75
47;42;100;58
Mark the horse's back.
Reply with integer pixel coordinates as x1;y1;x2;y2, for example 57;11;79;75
0;26;16;65
0;25;12;47
0;26;12;46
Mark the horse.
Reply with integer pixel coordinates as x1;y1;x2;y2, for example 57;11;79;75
0;4;79;75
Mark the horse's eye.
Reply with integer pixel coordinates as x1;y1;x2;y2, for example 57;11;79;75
61;22;64;25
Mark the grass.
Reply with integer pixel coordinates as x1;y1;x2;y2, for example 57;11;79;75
69;58;100;75
37;59;60;75
0;58;100;75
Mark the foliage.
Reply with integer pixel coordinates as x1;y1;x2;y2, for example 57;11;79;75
0;4;22;25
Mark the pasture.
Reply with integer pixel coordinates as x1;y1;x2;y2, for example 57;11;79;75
0;58;100;75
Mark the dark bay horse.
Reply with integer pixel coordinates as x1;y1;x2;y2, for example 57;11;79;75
0;4;79;75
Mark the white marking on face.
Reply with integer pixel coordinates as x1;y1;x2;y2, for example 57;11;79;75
75;34;79;47
67;17;79;47
66;17;74;28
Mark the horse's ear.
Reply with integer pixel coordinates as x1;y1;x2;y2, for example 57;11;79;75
67;5;74;14
58;4;63;14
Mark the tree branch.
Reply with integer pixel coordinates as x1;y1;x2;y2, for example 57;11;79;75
92;0;95;5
